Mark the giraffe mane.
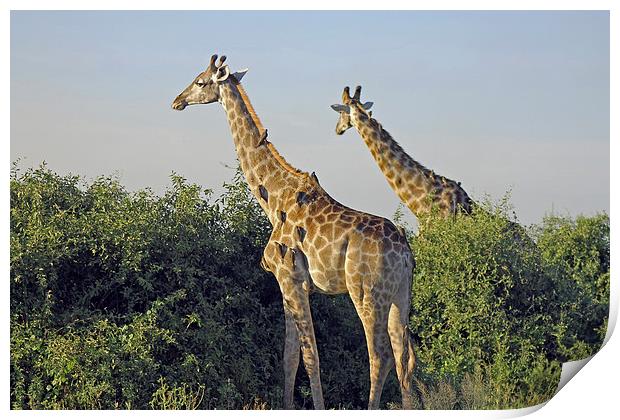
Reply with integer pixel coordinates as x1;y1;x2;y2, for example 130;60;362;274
233;80;265;135
373;119;470;186
265;141;308;177
233;79;310;179
370;120;411;162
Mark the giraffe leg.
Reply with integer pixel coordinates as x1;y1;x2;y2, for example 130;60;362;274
283;303;300;409
262;240;304;409
264;241;323;409
365;310;393;410
283;294;325;410
388;298;416;409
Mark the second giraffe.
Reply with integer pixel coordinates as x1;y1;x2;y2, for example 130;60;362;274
331;86;473;218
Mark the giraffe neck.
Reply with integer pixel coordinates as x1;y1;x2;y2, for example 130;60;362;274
218;80;308;225
349;106;439;216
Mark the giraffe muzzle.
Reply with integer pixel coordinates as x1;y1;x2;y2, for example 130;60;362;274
171;99;187;111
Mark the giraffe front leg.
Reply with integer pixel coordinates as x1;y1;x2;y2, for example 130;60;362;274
267;242;325;410
283;302;300;409
286;296;325;410
262;239;302;409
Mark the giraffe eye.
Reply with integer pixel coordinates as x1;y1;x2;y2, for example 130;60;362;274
195;79;207;87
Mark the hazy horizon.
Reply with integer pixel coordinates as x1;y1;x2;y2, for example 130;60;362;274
11;11;609;226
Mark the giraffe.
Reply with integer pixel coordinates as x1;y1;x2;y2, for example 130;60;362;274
331;86;473;219
172;55;416;410
330;86;534;249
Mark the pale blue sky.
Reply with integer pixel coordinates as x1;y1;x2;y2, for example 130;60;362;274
10;11;609;225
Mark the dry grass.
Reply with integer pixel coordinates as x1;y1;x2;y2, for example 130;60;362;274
415;379;458;410
459;369;488;409
242;397;269;410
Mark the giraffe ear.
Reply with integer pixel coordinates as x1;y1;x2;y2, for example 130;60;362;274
362;101;374;110
213;65;230;82
232;68;248;82
331;104;349;113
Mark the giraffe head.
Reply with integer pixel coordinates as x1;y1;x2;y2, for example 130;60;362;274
330;86;373;134
171;54;248;110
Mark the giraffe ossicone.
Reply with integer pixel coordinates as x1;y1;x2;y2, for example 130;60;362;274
172;55;417;410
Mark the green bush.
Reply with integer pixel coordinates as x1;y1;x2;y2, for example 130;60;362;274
11;164;283;409
407;199;562;408
10;164;609;410
534;213;610;361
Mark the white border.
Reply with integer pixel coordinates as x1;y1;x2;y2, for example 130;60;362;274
3;1;616;419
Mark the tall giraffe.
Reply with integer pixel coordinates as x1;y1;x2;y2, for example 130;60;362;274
331;86;473;218
172;55;416;410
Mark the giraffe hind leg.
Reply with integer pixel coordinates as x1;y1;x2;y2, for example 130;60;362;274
348;284;394;410
364;302;394;410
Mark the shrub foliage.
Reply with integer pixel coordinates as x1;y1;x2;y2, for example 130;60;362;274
10;164;609;409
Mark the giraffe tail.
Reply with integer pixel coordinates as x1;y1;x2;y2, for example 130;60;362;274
401;327;416;409
403;326;416;388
